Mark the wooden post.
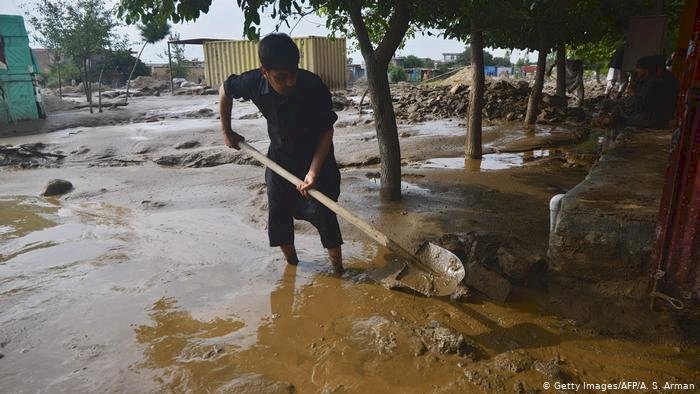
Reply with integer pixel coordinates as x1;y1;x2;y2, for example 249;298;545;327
167;42;174;93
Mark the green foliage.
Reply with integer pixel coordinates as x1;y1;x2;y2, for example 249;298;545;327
29;0;122;66
403;55;423;68
388;64;406;82
46;62;81;87
163;33;189;79
92;50;150;83
456;46;471;66
138;19;171;44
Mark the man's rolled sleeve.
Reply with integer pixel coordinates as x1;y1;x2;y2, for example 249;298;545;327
223;71;256;100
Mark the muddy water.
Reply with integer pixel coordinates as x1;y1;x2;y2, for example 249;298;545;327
1;99;698;392
2;195;698;392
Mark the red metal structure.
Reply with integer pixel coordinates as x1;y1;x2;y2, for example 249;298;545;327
651;1;700;310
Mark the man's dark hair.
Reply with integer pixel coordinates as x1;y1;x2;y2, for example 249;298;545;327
258;33;299;70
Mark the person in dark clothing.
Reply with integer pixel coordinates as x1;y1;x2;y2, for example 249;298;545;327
218;33;343;273
627;55;679;128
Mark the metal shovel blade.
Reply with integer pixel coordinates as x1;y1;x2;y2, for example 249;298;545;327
378;242;465;297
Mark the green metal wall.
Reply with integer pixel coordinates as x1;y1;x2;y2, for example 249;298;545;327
0;14;42;123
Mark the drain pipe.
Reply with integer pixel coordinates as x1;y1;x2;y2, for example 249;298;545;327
549;194;566;234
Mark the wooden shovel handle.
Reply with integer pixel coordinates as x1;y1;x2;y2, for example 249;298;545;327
238;141;418;261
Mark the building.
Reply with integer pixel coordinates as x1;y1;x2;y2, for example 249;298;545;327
203;36;347;90
442;53;460;62
346;63;365;84
148;60;206;83
31;48;55;75
0;15;45;123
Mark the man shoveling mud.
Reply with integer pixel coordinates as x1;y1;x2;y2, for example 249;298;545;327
218;33;344;274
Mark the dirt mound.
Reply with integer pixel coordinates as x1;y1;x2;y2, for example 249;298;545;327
132;76;170;91
393;79;531;122
439;66;473;87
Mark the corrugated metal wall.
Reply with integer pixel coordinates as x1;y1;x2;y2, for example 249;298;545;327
651;0;700;309
0;14;41;123
204;36;346;91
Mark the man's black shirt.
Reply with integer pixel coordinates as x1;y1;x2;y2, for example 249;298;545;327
223;69;338;174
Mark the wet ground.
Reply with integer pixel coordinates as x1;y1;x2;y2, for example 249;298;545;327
1;94;698;392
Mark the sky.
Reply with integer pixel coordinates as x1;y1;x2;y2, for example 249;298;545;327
1;0;535;65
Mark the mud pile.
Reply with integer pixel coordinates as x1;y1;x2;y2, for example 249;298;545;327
392;79;596;124
392;80;531;123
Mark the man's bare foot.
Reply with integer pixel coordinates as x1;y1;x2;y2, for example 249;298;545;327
280;244;299;265
328;246;344;275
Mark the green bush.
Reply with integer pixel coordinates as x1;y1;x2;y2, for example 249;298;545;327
388;64;406;83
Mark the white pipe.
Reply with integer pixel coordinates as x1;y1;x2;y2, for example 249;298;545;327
549;194;566;234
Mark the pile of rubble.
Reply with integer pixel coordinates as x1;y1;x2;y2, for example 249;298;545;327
392;80;532;123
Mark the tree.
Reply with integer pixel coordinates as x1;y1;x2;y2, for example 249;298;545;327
92;49;150;85
403;55;423;68
125;20;170;104
443;1;515;159
119;0;448;202
163;33;190;79
29;0;121;113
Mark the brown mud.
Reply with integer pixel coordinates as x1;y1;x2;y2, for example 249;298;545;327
1;93;698;392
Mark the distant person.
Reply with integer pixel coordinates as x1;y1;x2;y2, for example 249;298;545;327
218;33;344;273
566;59;584;106
605;43;627;99
626;55;679;128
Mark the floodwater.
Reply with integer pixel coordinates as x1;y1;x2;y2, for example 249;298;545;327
2;193;699;392
1;95;698;392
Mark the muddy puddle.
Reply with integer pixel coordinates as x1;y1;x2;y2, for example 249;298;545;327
1;193;698;392
415;150;554;171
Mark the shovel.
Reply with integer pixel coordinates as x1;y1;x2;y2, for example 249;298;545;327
238;141;465;297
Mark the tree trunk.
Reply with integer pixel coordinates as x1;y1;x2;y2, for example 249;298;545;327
466;20;484;159
98;64;105;113
57;61;62;98
524;47;548;125
366;57;402;201
347;0;409;202
555;42;566;100
125;41;148;104
81;61;93;114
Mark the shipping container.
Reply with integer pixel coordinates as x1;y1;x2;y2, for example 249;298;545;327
0;14;44;123
203;36;347;91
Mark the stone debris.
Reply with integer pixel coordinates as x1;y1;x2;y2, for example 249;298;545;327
0;143;66;168
41;179;73;196
415;320;477;357
174;140;200;150
465;261;512;302
392;80;532;123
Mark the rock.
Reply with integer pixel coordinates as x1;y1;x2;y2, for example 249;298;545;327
449;83;467;95
542;93;567;108
175;140;200;150
436;233;465;261
493;351;534;373
415;320;475;357
154;89;160;97
41;179;73;196
215;373;295;393
238;112;262;120
201;88;218;95
450;284;470;302
180;81;198;88
533;360;568;380
465;262;512;302
496;248;546;282
399;131;411;138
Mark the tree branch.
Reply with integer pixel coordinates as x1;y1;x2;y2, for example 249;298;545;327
348;0;375;60
374;0;410;65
